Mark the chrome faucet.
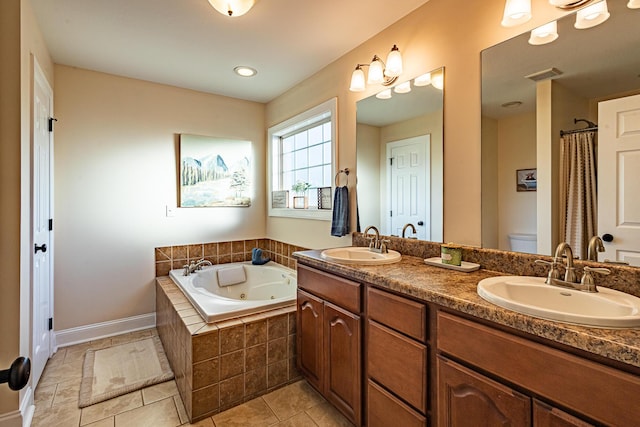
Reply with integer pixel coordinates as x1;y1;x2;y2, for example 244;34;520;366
587;236;605;261
402;223;417;239
183;258;213;276
364;225;388;253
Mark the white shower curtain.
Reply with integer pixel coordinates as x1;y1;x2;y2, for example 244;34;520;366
559;131;598;260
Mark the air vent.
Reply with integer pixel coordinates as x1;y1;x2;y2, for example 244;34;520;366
525;68;563;82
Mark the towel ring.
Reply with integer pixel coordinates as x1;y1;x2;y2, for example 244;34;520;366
335;168;350;187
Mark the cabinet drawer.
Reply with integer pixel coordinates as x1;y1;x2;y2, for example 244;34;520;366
368;320;427;412
368;287;427;342
298;265;361;313
367;380;427;427
437;311;640;427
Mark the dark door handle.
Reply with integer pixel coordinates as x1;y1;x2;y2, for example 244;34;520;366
602;233;614;242
0;357;31;391
34;243;47;254
417;221;424;226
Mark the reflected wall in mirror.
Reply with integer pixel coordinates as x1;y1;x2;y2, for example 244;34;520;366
357;68;444;242
481;1;640;265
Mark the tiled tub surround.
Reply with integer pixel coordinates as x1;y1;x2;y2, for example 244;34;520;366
294;248;640;369
156;277;301;423
155;239;308;277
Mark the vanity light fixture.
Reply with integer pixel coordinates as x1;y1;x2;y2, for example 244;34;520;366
431;70;444;90
629;0;640;8
574;0;610;29
234;66;257;77
529;21;559;45
414;72;432;86
501;0;532;27
208;0;258;17
502;0;615;28
376;89;392;99
349;45;403;92
394;81;412;94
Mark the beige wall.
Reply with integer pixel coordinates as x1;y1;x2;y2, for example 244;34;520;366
266;0;572;248
497;112;537;251
53;66;265;330
356;123;381;229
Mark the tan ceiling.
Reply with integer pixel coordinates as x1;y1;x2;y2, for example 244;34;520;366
30;0;430;103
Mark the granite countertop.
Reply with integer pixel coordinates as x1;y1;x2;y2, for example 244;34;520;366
294;250;640;370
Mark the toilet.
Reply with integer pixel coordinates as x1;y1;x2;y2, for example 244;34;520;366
509;233;537;254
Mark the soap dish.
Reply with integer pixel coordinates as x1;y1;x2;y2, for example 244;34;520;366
424;257;480;272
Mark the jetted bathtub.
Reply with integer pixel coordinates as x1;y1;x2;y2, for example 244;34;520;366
169;261;297;323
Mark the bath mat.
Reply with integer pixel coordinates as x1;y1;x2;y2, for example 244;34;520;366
78;335;174;408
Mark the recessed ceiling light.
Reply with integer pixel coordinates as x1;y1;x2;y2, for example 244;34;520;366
234;66;257;77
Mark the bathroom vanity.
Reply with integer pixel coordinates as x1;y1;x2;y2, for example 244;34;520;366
294;250;640;427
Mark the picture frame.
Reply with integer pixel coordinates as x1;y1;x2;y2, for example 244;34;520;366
179;134;252;207
271;190;289;208
516;168;537;192
318;187;332;209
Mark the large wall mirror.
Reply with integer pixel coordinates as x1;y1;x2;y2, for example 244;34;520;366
357;67;444;242
481;1;640;265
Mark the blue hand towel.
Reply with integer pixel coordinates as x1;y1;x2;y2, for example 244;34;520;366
251;248;270;265
331;186;350;237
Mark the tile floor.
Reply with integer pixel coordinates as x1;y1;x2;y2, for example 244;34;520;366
33;328;353;427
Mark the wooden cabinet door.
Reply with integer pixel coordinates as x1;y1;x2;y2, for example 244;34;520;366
437;356;530;427
533;400;595;427
296;289;324;391
324;301;361;426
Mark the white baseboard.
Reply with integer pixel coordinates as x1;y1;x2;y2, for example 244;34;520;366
54;313;156;350
19;386;34;427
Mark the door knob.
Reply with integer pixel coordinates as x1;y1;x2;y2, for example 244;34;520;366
0;357;30;391
417;221;424;226
34;243;47;253
602;234;614;242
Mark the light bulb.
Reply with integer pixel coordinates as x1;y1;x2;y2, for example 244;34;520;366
207;0;258;17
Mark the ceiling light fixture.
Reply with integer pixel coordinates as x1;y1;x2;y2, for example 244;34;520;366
349;45;403;92
208;0;259;17
234;66;257;77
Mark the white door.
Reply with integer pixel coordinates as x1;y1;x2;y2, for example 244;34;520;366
598;94;640;266
32;59;53;386
387;136;430;240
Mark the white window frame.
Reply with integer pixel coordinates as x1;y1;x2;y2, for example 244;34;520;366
268;97;337;220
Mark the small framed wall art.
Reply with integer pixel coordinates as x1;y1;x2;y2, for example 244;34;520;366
516;168;537;192
318;187;332;209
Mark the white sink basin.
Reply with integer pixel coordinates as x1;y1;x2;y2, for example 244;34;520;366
320;247;401;265
477;276;640;328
